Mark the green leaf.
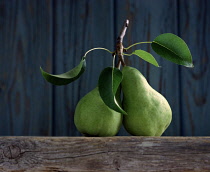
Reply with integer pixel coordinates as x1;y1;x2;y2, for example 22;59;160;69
98;67;127;115
151;33;193;67
40;57;86;85
131;50;160;67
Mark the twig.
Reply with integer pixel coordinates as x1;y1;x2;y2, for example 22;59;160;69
116;19;129;69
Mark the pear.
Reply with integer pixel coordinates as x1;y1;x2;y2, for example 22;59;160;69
74;87;122;136
121;66;172;136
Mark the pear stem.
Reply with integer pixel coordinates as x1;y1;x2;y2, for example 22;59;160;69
116;19;129;69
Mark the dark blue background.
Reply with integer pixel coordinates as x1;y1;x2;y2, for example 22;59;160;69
0;0;209;136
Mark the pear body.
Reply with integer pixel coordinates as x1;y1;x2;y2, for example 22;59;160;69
122;66;172;136
74;87;122;136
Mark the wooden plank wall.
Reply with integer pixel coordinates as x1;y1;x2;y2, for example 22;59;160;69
0;0;209;136
0;0;53;136
179;0;210;136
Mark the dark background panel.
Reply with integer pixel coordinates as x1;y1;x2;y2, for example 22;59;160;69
179;0;210;136
0;0;53;136
0;0;209;136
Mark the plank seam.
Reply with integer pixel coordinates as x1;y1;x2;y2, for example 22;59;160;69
52;0;56;136
177;0;184;136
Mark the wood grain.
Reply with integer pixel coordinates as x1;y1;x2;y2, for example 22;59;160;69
0;137;210;171
0;0;53;135
115;0;181;136
179;0;210;136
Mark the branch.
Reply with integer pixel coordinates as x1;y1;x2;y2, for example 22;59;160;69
117;19;129;43
116;19;129;69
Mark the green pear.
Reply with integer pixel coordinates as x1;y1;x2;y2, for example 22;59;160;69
121;66;172;136
74;87;122;136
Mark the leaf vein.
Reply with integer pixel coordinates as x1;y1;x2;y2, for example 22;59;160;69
153;41;183;59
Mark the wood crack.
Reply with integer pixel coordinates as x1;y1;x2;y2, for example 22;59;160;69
45;150;134;160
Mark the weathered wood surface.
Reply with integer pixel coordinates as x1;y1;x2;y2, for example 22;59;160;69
0;137;210;172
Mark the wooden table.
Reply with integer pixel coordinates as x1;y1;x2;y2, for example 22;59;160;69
0;137;210;171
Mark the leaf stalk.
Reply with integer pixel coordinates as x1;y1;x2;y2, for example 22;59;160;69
84;47;114;57
125;41;152;50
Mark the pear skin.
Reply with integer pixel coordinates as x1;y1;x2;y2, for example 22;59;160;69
74;87;122;136
121;66;172;136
